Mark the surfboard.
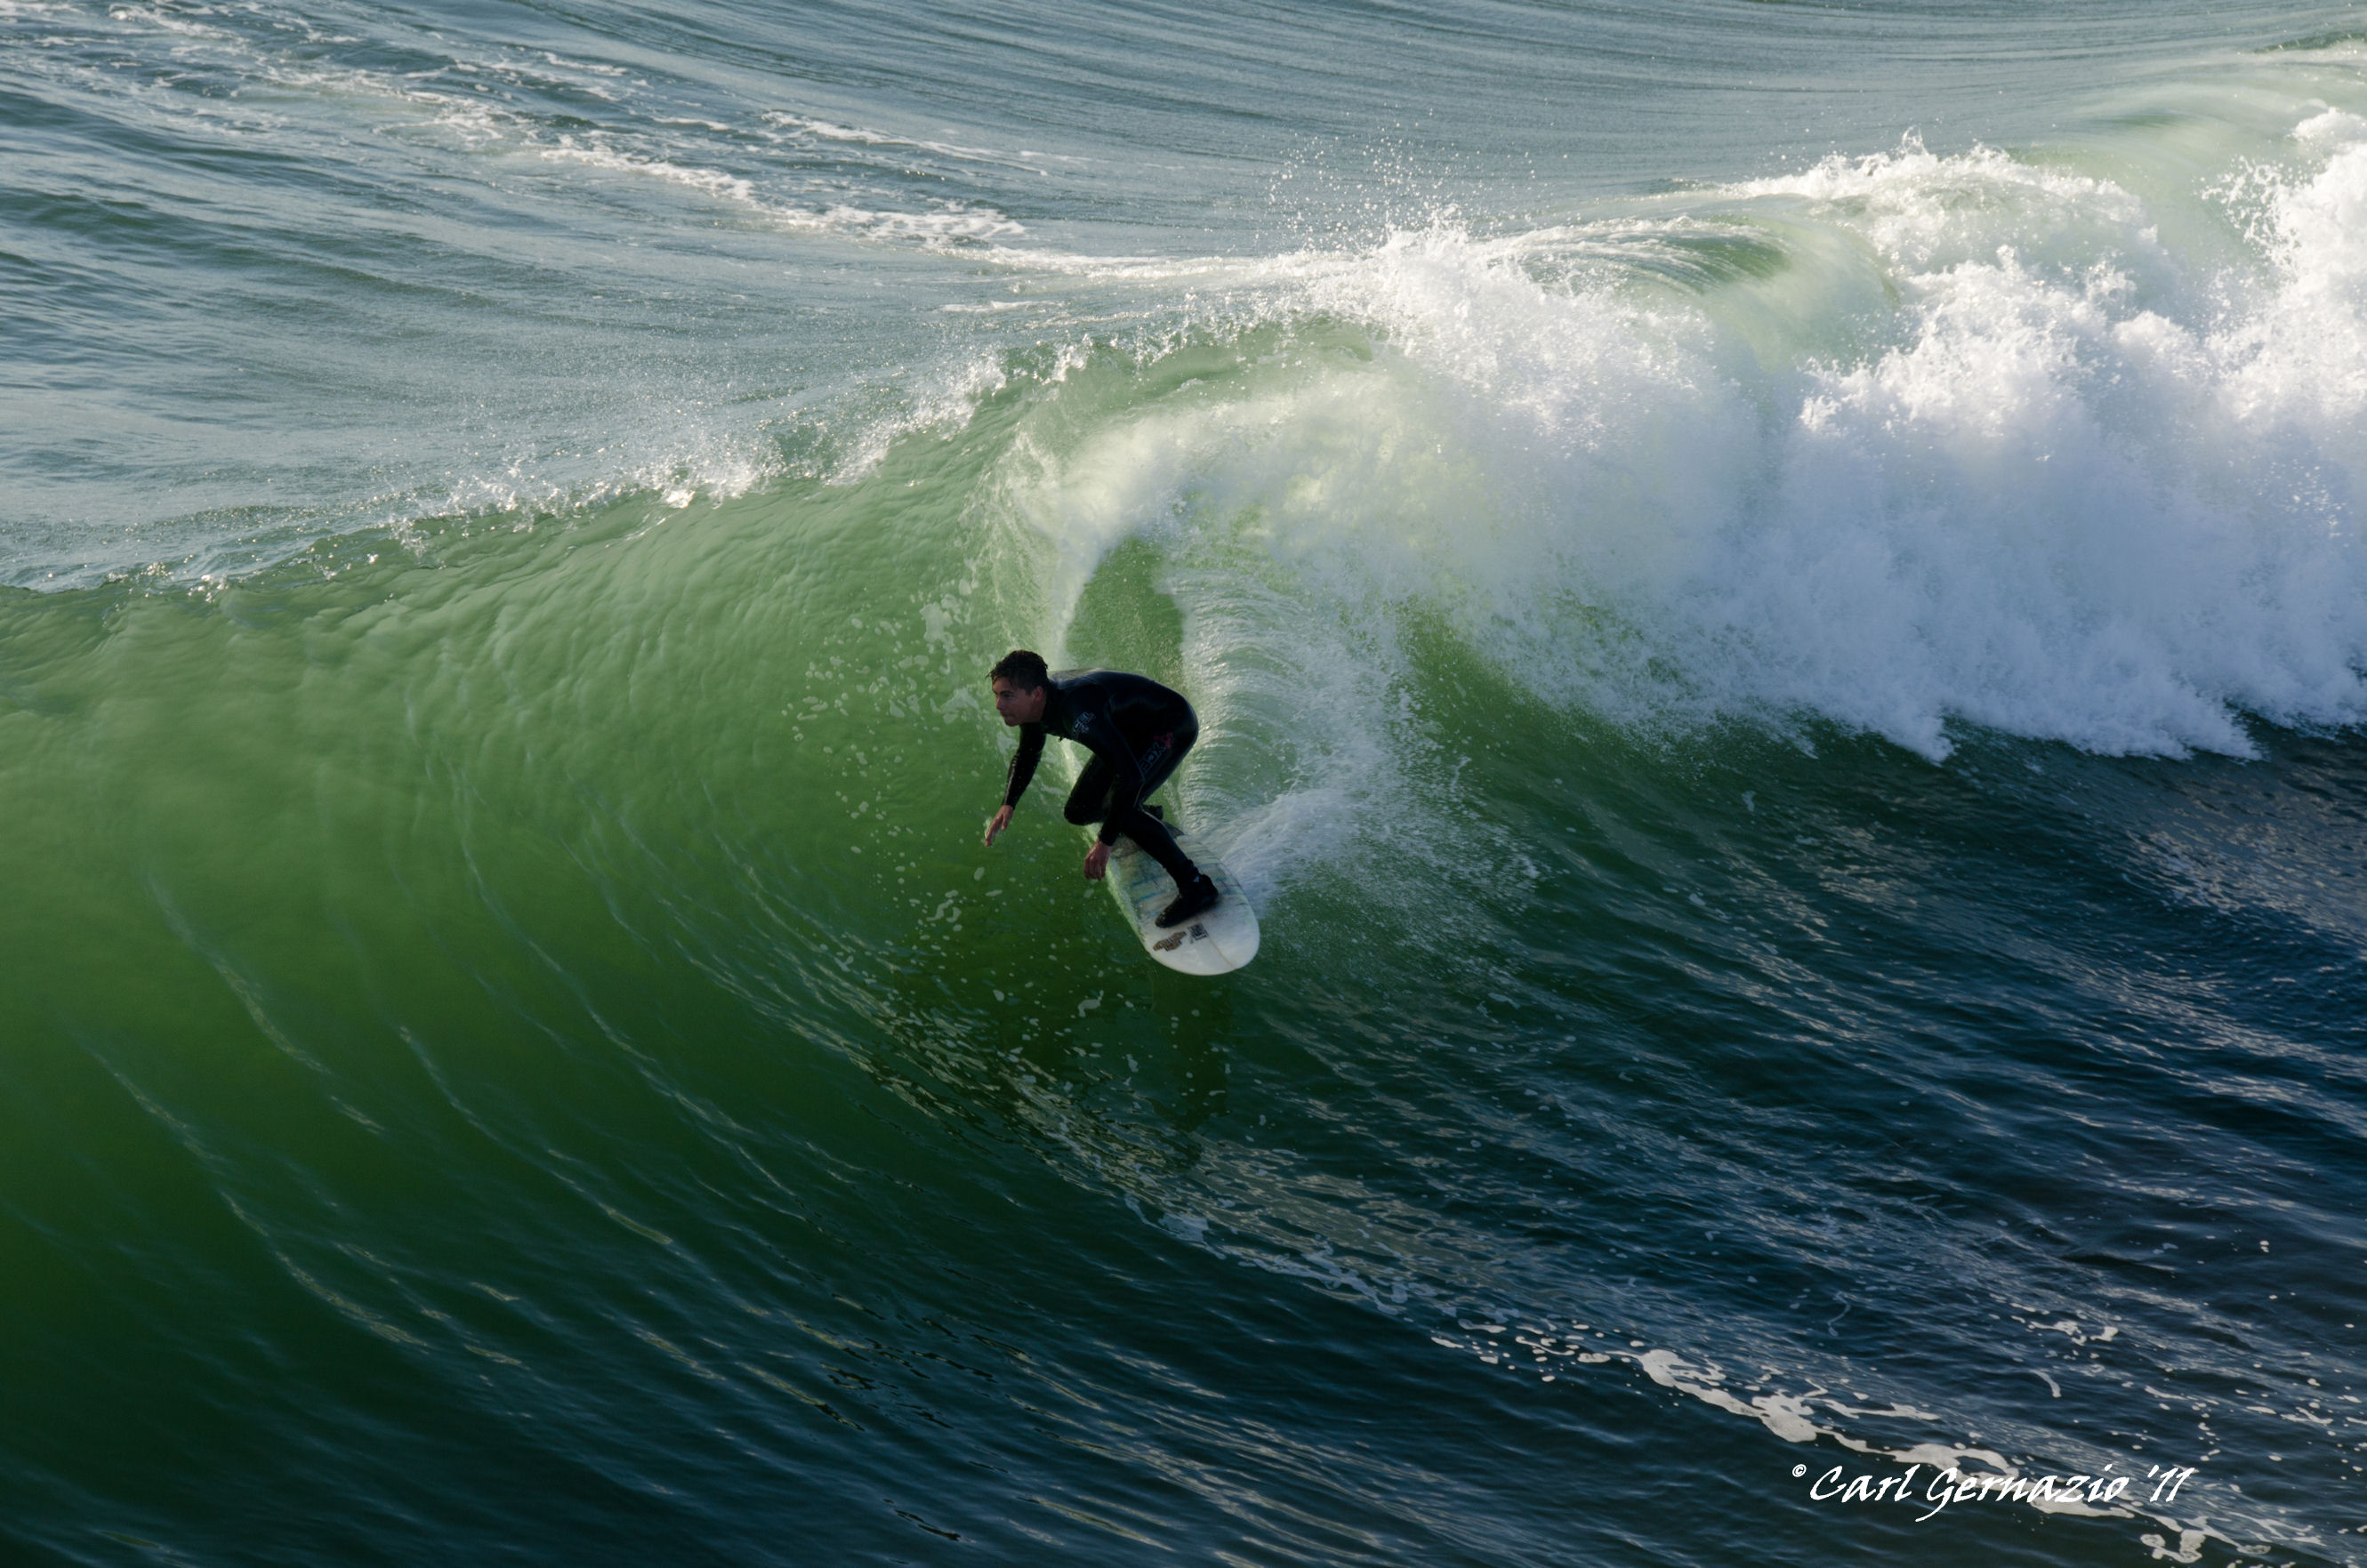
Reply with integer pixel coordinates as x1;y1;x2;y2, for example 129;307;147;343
1099;821;1259;975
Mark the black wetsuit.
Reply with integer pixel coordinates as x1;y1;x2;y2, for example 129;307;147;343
1003;670;1201;886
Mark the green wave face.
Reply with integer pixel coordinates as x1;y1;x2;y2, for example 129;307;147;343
4;334;1578;1556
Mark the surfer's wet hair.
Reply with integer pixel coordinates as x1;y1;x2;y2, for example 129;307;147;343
991;649;1049;691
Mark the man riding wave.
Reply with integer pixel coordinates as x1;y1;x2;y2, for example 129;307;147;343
982;650;1221;929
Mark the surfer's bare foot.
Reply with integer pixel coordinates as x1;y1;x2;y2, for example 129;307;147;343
1155;872;1218;928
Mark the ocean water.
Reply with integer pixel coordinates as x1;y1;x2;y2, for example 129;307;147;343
6;0;2367;1562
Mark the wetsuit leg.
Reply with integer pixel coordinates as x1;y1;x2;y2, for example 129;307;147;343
1099;720;1200;888
1063;754;1115;828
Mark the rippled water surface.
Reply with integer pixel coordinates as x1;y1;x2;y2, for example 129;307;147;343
5;0;2367;1563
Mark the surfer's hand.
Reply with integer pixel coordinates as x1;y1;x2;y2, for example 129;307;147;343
1083;840;1110;881
985;805;1012;847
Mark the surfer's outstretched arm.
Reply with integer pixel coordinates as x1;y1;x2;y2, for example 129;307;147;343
1005;724;1044;805
986;725;1044;847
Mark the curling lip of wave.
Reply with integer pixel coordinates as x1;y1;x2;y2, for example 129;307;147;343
1096;128;2367;763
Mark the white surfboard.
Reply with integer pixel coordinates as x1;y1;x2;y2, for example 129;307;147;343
1099;822;1259;975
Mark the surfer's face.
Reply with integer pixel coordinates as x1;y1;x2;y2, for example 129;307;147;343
991;677;1045;726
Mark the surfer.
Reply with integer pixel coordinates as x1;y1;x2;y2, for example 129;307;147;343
982;650;1221;929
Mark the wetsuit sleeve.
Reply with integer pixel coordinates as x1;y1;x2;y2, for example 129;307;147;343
1003;725;1044;808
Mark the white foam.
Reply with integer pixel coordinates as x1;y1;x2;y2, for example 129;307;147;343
1004;124;2367;768
541;137;763;206
535;50;626;78
1735;133;2150;270
540;136;1023;242
761;109;1006;165
828;355;1011;485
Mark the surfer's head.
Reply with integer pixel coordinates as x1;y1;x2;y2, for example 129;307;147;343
989;649;1050;726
